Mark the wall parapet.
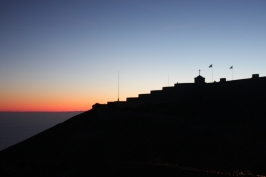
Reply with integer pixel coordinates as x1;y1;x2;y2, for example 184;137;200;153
106;74;265;108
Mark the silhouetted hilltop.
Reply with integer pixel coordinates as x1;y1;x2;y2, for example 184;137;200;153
0;74;266;176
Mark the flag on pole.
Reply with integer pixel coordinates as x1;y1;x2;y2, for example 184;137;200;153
230;66;233;69
209;64;212;68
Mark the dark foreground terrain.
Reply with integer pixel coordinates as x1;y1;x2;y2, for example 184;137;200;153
1;80;266;176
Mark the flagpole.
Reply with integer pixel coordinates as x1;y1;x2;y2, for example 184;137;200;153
232;68;233;80
212;67;213;82
230;66;233;80
209;64;213;82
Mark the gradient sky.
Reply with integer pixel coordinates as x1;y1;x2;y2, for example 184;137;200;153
1;0;266;111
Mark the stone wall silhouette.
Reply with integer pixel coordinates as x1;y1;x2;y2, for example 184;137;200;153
107;74;265;108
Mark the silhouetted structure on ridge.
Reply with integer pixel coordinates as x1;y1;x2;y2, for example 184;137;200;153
194;69;205;85
107;73;265;108
220;78;226;82
194;75;205;84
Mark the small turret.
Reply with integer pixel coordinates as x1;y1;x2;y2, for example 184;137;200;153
194;70;205;84
252;74;259;79
220;78;226;83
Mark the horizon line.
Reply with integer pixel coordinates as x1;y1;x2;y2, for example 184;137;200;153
0;110;85;113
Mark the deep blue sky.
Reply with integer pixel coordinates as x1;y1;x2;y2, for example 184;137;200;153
1;0;266;110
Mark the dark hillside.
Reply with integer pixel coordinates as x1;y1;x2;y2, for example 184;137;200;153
1;77;266;176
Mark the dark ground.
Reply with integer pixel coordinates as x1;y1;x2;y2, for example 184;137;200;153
1;80;266;176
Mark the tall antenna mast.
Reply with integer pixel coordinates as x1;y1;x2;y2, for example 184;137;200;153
118;70;119;102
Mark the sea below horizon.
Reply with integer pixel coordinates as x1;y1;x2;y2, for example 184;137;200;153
0;111;82;151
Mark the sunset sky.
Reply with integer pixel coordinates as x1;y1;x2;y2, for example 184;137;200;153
1;0;266;111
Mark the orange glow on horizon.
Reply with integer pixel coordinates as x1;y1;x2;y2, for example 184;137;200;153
0;85;118;112
0;97;110;112
0;103;93;112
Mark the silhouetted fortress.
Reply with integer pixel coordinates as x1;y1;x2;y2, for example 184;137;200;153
106;73;264;108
